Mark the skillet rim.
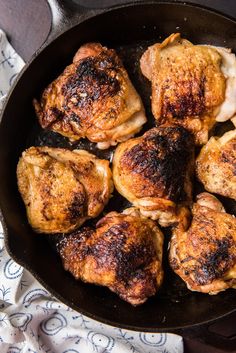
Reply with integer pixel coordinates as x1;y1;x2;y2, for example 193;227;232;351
1;0;236;331
2;0;236;117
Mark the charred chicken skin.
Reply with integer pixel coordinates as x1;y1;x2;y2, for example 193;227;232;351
196;129;236;200
17;147;113;234
169;193;236;294
140;33;236;144
34;43;146;149
112;125;194;227
58;208;164;305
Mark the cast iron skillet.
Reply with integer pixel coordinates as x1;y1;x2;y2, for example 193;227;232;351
0;0;236;332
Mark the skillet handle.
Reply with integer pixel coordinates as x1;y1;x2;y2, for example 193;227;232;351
44;0;156;50
45;0;150;48
180;311;236;352
43;0;104;48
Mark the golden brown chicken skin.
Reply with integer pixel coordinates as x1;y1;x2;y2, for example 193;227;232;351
196;129;236;200
17;147;113;234
34;43;146;149
140;33;236;145
113;126;194;227
58;208;164;305
169;193;236;294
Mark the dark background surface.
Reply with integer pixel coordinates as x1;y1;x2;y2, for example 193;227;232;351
0;1;236;352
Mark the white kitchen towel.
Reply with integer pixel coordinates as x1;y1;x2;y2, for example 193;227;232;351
0;29;183;353
0;30;24;111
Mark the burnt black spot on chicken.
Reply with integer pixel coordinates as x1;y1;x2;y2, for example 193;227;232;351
220;142;236;175
68;112;81;125
87;222;129;265
162;77;205;118
58;227;92;249
194;237;235;285
58;227;94;260
68;192;87;221
122;126;194;202
85;221;156;283
62;51;121;109
41;107;64;129
115;243;155;284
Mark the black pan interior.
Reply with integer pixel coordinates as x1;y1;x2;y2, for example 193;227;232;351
0;2;236;331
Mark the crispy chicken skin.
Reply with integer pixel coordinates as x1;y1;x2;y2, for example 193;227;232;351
196;129;236;200
140;33;236;144
34;43;146;149
58;208;164;305
169;193;236;294
112;126;194;227
17;147;113;234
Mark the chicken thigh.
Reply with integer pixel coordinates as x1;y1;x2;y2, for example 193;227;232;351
17;147;113;233
169;193;236;294
112;125;194;227
58;207;163;305
34;43;146;149
196;129;236;200
140;33;236;144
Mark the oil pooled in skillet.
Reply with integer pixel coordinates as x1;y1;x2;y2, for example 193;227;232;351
26;40;236;302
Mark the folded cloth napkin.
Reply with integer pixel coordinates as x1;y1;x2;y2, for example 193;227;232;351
0;29;183;353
